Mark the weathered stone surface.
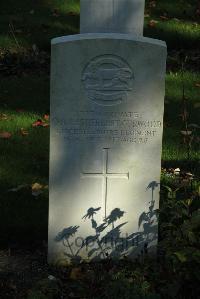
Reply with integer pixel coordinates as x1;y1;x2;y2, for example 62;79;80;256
80;0;145;35
48;34;166;264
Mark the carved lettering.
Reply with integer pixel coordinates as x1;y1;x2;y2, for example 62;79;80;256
53;110;162;145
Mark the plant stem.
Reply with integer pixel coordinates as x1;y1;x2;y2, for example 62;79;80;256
63;238;74;257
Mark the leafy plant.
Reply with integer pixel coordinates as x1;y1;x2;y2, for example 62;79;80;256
158;177;200;298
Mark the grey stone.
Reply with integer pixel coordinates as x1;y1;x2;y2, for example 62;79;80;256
48;33;166;264
80;0;145;35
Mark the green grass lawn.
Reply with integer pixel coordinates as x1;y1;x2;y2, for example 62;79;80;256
0;0;199;51
0;0;80;50
144;0;200;49
0;0;199;246
163;71;200;163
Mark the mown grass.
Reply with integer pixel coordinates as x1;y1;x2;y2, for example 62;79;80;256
164;71;200;128
0;0;199;246
0;73;50;246
144;19;200;49
0;0;199;51
163;71;200;164
0;74;50;113
0;0;80;50
144;0;200;49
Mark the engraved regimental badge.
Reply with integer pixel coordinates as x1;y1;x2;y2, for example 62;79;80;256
82;55;134;106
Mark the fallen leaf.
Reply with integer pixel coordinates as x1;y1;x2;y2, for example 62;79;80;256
186;172;194;178
20;128;29;136
0;131;12;139
32;118;49;127
149;1;156;8
174;168;181;175
43;114;49;120
160;15;169;21
32;119;43;127
16;108;24;113
0;113;8;120
42;123;49;127
32;119;48;127
195;82;200;88
32;182;43;189
148;20;158;27
32;182;44;196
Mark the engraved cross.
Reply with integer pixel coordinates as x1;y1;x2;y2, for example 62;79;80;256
81;148;129;219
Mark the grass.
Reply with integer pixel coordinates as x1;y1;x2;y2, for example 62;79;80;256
144;19;200;49
0;0;199;51
162;71;200;164
0;73;50;189
144;0;200;49
0;0;199;246
0;112;49;187
0;0;80;50
0;74;50;113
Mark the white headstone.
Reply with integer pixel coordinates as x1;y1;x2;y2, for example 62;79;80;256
48;0;167;264
80;0;145;35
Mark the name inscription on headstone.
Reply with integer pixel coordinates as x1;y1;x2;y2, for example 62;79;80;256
52;111;162;144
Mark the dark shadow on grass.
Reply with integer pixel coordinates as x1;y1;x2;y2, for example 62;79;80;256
0;75;50;114
0;187;48;248
0;0;80;51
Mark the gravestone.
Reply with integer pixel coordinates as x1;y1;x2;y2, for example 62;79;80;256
48;0;167;264
80;0;145;35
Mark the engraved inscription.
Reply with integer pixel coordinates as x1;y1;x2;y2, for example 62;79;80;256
52;110;162;144
82;55;134;106
81;148;129;219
